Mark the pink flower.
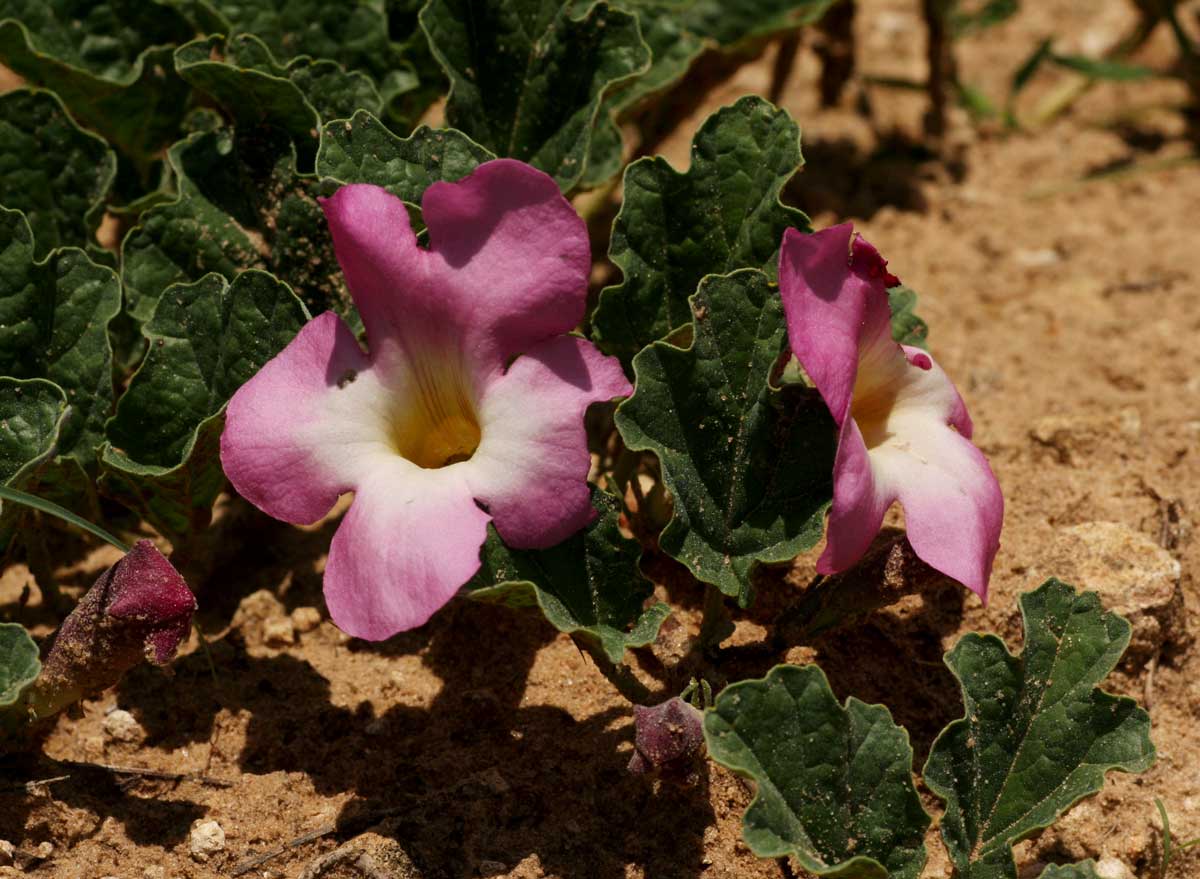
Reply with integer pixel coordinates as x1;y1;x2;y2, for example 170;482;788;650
220;160;631;640
778;223;1003;601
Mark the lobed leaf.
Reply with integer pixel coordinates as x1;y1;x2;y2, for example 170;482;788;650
466;489;669;664
0;622;40;708
120;126;350;326
0;89;116;257
101;271;308;543
924;579;1156;879
591;96;810;370
0;1;194;165
420;0;651;190
316;110;494;205
0;208;120;470
704;664;930;878
614;269;836;604
0;377;69;549
175;33;382;171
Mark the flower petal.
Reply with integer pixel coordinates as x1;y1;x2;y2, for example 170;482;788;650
221;312;389;524
779;224;895;424
817;418;891;575
465;335;631;549
321;159;589;377
323;463;490;639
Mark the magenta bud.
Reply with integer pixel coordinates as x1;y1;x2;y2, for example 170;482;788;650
628;697;705;776
32;540;196;716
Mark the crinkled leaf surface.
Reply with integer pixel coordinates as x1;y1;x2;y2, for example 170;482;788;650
0;208;119;470
0;1;194;163
121;126;350;326
614;269;836;604
592;97;810;369
421;0;650;190
924;579;1156;879
704;664;930;878
0;89;116;257
0;622;40;708
101;270;308;542
175;33;382;170
466;489;669;663
317;111;493;205
0;377;68;549
888;285;929;348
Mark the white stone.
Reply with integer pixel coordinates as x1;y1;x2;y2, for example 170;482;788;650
0;842;12;866
291;606;322;633
1095;857;1134;879
262;616;296;647
189;819;225;862
103;709;143;744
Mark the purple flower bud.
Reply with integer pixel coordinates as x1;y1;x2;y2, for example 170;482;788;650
32;540;196;716
628;697;705;776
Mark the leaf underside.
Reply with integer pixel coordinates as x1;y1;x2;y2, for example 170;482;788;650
0;621;41;708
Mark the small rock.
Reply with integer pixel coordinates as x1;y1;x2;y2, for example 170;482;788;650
189;819;225;863
1040;521;1187;661
1095;858;1134;879
1030;408;1140;465
34;841;53;858
143;866;166;879
1014;247;1062;268
478;767;509;795
261;616;295;647
231;589;287;649
103;708;144;744
0;841;11;866
291;606;322;633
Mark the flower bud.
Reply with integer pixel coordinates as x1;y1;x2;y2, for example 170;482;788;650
627;696;705;777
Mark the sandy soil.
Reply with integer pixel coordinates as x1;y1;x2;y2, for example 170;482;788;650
4;1;1200;877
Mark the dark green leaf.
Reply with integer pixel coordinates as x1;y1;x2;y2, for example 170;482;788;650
466;489;669;663
704;664;930;878
420;0;651;190
0;622;40;708
924;579;1156;879
613;269;836;604
120;126;352;326
592;96;810;372
0;377;69;550
0;1;194;164
1050;53;1153;81
888;285;929;348
317;111;494;204
951;0;1019;36
0;89;116;257
175;33;382;170
1037;864;1101;879
0;208;120;469
677;0;838;47
101;270;308;542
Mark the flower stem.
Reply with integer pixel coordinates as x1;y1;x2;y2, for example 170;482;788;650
697;584;734;654
0;485;131;553
572;634;652;704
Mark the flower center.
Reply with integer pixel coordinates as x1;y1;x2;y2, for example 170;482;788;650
388;358;481;469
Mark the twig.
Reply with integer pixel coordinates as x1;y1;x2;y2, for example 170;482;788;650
0;775;70;793
298;845;395;879
58;759;232;787
231;806;408;876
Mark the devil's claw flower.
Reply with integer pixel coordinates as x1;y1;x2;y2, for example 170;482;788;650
779;223;1003;601
628;697;705;776
220;159;631;640
34;539;195;716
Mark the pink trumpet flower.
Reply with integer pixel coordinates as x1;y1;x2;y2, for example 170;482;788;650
778;224;1003;602
220;160;631;640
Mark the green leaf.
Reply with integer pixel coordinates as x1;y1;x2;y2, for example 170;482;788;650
888;285;929;348
466;489;669;664
924;579;1156;879
120;126;352;326
675;0;838;47
951;0;1019;36
101;270;308;543
1037;864;1102;879
1050;53;1153;81
0;208;120;470
0;89;116;257
704;664;930;878
591;96;810;370
0;377;69;549
0;622;40;708
175;33;382;170
0;1;195;165
614;269;836;604
420;0;651;190
316;111;494;204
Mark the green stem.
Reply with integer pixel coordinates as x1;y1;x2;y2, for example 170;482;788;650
573;634;652;704
698;584;734;653
0;486;131;553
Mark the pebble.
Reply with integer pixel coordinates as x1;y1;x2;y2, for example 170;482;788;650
1014;247;1062;268
103;709;145;744
291;606;322;633
143;867;166;879
1095;857;1134;879
0;842;11;866
262;616;295;647
189;819;226;862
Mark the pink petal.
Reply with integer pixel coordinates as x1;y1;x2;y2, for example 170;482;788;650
465;335;631;549
816;418;890;575
778;224;896;424
323;464;491;639
321;159;590;378
220;312;374;524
